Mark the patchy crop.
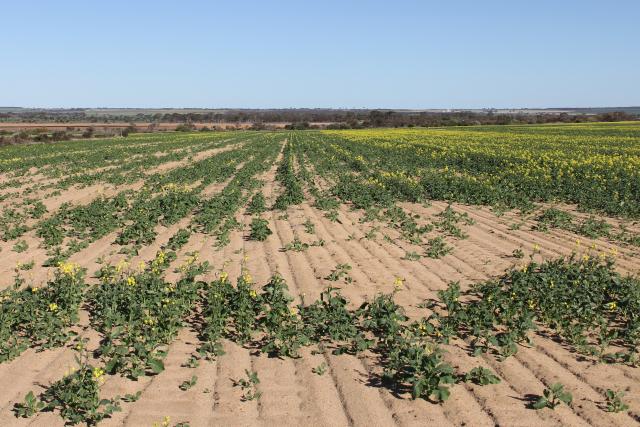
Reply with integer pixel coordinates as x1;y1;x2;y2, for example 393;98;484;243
426;255;640;364
1;124;639;425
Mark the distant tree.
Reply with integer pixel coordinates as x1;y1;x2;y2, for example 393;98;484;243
51;131;69;141
82;127;95;138
597;111;633;122
175;123;196;132
249;122;266;130
121;124;137;137
285;122;310;130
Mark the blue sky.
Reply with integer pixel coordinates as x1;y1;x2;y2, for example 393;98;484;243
1;0;638;108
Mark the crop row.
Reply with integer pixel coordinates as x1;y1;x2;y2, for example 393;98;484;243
7;253;637;424
19;134;282;265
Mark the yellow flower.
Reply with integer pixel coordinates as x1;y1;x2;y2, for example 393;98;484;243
606;301;617;311
243;273;253;284
289;307;298;316
533;244;540;252
31;287;39;293
393;277;404;290
49;303;59;312
152;416;171;427
92;367;105;379
115;259;129;273
249;290;257;299
163;183;177;193
127;276;136;287
220;271;228;281
58;262;80;277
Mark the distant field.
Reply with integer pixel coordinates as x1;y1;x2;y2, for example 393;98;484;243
1;123;639;426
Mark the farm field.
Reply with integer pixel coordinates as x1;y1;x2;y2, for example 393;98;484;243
0;122;639;426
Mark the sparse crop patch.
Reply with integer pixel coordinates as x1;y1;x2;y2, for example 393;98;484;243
234;370;262;402
14;353;121;425
12;239;28;253
2;125;640;425
425;236;452;259
325;263;353;284
283;235;324;252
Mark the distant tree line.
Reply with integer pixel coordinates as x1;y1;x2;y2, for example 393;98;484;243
287;110;638;129
1;109;637;129
1;108;636;146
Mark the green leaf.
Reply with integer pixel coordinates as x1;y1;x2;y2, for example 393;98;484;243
433;386;451;402
559;392;573;405
532;397;548;410
104;359;118;374
148;358;165;374
412;382;423;399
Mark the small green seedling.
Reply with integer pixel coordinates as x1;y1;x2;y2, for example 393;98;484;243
312;362;328;375
462;367;501;386
179;375;198;391
533;383;573;410
605;389;629;413
13;391;45;418
234;370;261;401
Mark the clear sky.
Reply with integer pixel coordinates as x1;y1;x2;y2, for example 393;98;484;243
1;0;638;109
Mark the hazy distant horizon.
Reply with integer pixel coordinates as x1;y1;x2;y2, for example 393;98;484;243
2;106;640;112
